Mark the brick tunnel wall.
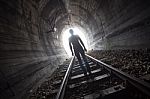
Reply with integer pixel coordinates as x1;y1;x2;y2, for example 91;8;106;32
0;1;67;99
92;0;150;50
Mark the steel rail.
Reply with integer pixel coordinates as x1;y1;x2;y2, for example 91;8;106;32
86;54;150;97
56;56;75;99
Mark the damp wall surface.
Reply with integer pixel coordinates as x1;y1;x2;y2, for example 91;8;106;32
0;1;67;99
92;0;150;50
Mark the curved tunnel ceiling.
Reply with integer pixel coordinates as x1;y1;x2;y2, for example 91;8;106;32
39;0;100;49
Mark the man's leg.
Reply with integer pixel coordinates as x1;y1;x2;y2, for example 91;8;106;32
80;51;91;74
75;52;87;75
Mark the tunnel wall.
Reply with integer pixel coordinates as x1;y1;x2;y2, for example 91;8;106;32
0;1;67;99
93;0;150;50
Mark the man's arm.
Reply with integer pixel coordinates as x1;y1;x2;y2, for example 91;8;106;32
78;36;87;51
69;39;74;56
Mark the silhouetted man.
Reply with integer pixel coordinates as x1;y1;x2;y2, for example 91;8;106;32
69;29;91;75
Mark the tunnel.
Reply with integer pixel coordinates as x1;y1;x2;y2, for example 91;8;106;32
0;0;150;99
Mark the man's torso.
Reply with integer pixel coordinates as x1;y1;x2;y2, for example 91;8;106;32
69;35;84;52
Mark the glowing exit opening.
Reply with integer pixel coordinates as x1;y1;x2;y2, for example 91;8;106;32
62;27;88;57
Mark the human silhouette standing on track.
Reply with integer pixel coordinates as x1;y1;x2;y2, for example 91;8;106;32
69;29;91;76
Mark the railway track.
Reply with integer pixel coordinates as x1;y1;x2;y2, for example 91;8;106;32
30;54;150;99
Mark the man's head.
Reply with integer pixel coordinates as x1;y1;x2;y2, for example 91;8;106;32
69;29;74;35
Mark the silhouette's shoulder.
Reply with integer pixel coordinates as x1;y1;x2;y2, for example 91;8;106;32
74;35;79;37
69;35;79;40
69;36;71;40
69;36;73;41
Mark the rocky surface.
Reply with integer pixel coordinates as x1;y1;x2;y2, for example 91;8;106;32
88;49;150;79
29;59;71;99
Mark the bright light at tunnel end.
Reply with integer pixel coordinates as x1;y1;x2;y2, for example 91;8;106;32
62;27;88;57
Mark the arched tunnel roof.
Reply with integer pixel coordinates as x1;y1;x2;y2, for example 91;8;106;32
39;0;100;49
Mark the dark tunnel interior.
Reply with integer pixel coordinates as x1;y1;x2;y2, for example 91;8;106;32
0;0;150;99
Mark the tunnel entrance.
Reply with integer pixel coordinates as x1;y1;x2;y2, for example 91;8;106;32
62;27;88;57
